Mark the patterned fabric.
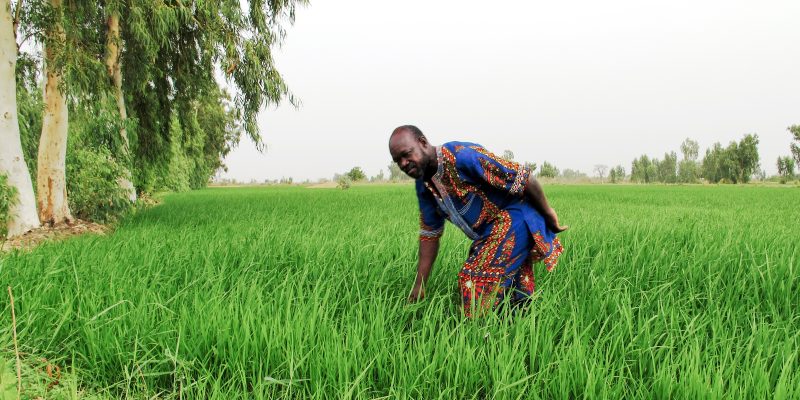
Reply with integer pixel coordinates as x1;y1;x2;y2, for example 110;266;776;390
415;142;564;317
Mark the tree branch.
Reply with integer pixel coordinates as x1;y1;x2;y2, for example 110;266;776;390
13;0;23;47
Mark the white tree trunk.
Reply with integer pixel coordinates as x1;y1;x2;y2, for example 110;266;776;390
105;12;136;202
37;0;72;225
0;0;40;237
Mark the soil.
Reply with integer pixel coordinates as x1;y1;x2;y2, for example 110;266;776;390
1;219;110;253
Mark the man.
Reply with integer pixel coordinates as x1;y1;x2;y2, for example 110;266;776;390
389;125;567;317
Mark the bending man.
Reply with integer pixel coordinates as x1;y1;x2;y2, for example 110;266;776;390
389;125;567;317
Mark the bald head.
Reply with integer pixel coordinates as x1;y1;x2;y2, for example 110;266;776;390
388;125;437;180
390;125;425;141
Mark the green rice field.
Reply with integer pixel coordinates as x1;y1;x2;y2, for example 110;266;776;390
1;185;799;399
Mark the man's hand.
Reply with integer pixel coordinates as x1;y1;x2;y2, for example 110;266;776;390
544;207;569;233
408;284;425;303
524;176;568;233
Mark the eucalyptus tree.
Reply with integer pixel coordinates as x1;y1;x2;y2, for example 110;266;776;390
120;0;307;191
103;0;135;200
36;0;72;224
25;0;107;224
789;125;800;166
0;0;40;237
678;138;700;183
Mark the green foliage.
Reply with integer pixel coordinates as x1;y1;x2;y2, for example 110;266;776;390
680;138;700;162
788;125;800;165
19;0;109;98
337;175;352;189
346;167;366;182
66;147;133;222
0;174;19;238
608;165;625;183
633;135;759;185
523;161;537;173
702;134;760;183
678;160;699;183
15;53;43;177
61;98;137;222
776;156;795;183
388;162;410;181
370;169;386;182
631;155;654;183
561;169;587;180
659;151;678;183
538;161;559;178
501;150;514;161
152;114;192;192
735;134;760;183
122;0;305;190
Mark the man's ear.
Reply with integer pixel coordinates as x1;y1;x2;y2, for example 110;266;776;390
417;136;429;147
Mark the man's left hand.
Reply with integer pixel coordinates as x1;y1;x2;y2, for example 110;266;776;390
544;207;569;233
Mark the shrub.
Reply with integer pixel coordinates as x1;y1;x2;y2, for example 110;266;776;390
66;147;133;222
0;173;18;238
337;175;352;190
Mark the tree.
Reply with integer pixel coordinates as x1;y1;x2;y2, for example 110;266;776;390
122;0;307;193
561;169;586;180
680;138;699;162
523;161;537;173
702;143;724;183
790;125;800;166
608;165;625;183
631;155;653;183
593;164;608;181
371;169;385;182
678;138;700;183
538;161;559;178
501;150;514;161
346;167;366;182
646;158;660;183
777;156;795;182
388;162;409;181
36;0;74;225
678;159;698;183
701;134;760;183
734;134;759;183
103;0;135;201
659;152;677;183
336;175;352;190
0;0;40;237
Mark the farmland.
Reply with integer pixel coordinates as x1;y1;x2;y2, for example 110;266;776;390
1;185;798;399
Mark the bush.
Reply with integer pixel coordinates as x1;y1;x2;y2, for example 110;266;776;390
66;147;133;222
337;175;352;190
0;173;18;238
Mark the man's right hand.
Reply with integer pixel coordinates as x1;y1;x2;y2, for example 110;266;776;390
408;285;425;303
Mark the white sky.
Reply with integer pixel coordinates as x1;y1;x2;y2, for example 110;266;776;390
221;0;800;182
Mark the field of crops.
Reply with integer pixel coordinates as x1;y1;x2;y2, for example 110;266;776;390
1;184;798;399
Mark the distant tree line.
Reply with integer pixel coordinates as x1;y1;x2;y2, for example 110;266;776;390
365;128;800;189
625;135;760;184
776;125;800;183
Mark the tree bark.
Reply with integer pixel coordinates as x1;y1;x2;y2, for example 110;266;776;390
0;0;40;237
37;0;72;225
105;11;136;201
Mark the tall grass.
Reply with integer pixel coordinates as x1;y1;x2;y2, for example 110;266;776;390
1;185;798;399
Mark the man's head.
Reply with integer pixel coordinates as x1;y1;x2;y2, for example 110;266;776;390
389;125;437;180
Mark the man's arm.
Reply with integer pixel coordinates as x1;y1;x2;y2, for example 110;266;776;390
408;239;440;302
523;175;568;233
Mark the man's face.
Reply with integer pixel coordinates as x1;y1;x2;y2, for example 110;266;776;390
389;131;430;180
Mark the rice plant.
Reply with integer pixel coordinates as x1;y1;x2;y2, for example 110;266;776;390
1;185;798;399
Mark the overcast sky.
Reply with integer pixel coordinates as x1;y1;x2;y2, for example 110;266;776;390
220;0;800;182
